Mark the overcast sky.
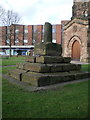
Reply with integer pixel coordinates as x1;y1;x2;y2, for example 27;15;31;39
0;0;74;25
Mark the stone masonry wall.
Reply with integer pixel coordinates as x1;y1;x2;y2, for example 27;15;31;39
62;19;89;62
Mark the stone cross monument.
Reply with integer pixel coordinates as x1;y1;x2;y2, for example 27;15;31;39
9;22;90;87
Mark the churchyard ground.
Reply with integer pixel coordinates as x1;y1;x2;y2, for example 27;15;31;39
0;56;90;118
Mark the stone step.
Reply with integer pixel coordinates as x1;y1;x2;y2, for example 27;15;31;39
36;56;71;63
16;62;81;73
25;56;71;64
21;71;90;87
16;62;26;69
8;69;27;81
9;68;90;87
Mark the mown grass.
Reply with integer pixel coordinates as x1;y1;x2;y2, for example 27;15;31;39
2;77;88;118
1;58;89;118
0;56;26;66
81;64;90;72
1;64;89;119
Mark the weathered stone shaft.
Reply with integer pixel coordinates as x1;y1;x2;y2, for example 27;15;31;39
44;22;52;43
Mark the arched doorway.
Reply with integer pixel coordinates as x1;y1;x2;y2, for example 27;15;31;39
72;40;80;60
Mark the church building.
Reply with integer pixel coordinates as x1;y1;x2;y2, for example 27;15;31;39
62;0;90;62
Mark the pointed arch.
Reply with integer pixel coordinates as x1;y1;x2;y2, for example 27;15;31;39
67;35;81;48
72;40;80;60
67;35;81;60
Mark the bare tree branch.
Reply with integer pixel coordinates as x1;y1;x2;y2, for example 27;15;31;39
0;9;21;26
0;6;5;25
0;6;22;56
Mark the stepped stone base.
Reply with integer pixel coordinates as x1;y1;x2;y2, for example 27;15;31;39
9;53;89;87
9;70;90;87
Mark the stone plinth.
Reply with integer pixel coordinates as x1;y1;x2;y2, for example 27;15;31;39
34;42;62;56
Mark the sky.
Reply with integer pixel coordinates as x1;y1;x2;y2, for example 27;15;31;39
0;0;74;25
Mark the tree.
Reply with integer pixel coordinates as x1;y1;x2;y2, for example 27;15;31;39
1;9;21;26
0;6;5;18
0;6;22;56
0;6;5;26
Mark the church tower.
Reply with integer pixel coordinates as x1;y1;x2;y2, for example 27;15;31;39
72;0;90;19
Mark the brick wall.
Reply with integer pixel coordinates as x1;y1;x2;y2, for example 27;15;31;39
28;25;33;45
56;24;62;44
0;23;62;46
1;26;6;46
15;25;24;46
37;25;43;43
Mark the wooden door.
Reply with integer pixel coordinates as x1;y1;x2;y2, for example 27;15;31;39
72;41;80;60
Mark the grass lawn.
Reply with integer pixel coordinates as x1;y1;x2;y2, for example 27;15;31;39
0;57;89;118
1;64;89;119
0;56;26;66
81;64;90;72
2;78;88;119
